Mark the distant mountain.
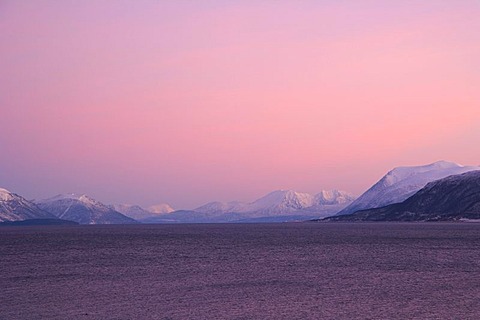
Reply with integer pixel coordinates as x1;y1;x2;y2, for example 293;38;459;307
328;171;480;221
111;203;174;220
195;201;248;215
315;190;355;205
242;190;354;217
337;161;480;215
247;190;315;215
36;194;138;224
110;204;153;220
198;190;354;216
147;204;175;214
0;188;55;222
144;189;355;223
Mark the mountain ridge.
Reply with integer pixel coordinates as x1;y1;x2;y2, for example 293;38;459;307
144;189;356;223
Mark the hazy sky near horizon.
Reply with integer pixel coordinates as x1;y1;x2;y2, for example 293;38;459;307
1;1;479;208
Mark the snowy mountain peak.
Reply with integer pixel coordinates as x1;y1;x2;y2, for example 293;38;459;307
0;188;14;201
316;190;337;201
315;190;355;205
111;203;171;220
46;193;81;201
251;190;315;210
147;203;174;214
195;201;246;214
429;160;462;168
42;193;100;206
78;194;97;205
382;161;462;187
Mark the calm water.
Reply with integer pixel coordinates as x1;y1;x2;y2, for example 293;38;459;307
1;223;480;319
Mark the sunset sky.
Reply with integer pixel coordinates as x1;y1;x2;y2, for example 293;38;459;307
1;1;479;209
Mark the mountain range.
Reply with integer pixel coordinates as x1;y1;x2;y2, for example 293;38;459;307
1;187;354;224
2;160;480;224
143;189;355;223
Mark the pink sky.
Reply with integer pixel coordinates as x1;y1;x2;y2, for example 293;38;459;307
1;1;479;209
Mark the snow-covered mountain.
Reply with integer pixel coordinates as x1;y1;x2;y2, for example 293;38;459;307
111;203;175;220
0;188;54;222
36;194;138;224
110;204;152;220
147;204;175;214
246;189;355;217
195;189;354;216
195;201;249;214
329;170;480;221
315;190;355;205
337;160;480;215
247;190;315;214
144;189;355;223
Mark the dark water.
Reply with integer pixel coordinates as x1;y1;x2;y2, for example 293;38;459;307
1;223;480;319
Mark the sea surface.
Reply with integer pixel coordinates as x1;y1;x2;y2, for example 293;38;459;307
1;223;480;319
